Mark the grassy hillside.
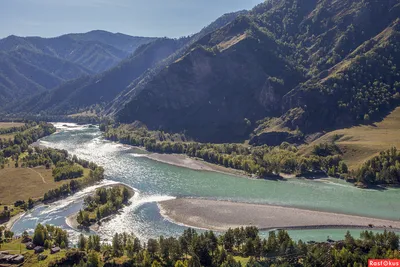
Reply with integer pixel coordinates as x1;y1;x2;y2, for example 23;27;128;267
117;16;304;142
0;122;25;129
0;164;70;204
300;107;400;170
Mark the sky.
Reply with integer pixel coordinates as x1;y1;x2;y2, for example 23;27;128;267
0;0;264;39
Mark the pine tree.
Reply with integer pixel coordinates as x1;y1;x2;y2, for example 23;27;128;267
87;250;100;267
126;238;134;258
77;210;84;225
87;235;93;251
78;234;87;251
133;237;142;253
112;233;123;257
93;235;101;252
33;224;45;246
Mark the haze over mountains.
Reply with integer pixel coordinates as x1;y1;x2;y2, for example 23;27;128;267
0;31;156;106
2;10;247;115
2;0;400;144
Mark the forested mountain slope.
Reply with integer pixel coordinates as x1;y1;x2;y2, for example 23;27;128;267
281;18;400;133
0;48;92;106
106;10;249;115
5;11;247;116
0;31;156;107
8;38;182;114
117;16;304;142
1;35;124;73
115;0;400;143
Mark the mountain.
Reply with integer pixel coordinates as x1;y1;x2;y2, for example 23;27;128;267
106;10;249;115
114;0;400;143
0;32;156;73
8;38;182;115
0;48;93;106
66;30;158;54
117;16;304;142
6;11;247;116
0;31;156;107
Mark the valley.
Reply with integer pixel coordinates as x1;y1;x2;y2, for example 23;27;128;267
1;0;400;266
11;124;400;240
0;122;104;230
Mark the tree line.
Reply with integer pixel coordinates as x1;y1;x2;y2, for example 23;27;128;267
0;122;56;162
43;166;104;202
103;125;349;179
354;147;400;185
39;225;399;267
32;223;69;249
0;225;14;244
53;161;84;181
0;121;36;135
103;124;400;186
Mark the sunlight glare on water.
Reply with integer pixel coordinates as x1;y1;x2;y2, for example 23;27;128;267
12;123;400;242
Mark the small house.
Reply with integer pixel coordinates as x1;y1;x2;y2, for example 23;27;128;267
38;254;48;261
11;255;24;264
0;254;14;263
34;246;44;254
50;247;61;254
22;236;32;243
25;241;35;249
0;253;8;262
38;254;47;261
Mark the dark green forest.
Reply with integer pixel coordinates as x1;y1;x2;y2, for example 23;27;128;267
12;224;399;267
356;147;400;185
115;0;400;143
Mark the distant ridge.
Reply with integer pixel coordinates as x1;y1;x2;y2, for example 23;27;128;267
5;11;248;116
0;31;157;106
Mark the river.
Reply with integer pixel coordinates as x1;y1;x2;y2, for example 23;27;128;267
11;123;400;243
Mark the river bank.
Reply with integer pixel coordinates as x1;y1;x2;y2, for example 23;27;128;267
124;143;329;180
11;123;399;243
159;198;400;232
142;152;249;177
0;212;25;230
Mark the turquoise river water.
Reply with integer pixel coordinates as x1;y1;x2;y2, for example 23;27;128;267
11;123;400;243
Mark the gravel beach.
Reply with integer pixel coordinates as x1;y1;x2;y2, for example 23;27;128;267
159;198;400;231
144;153;246;176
